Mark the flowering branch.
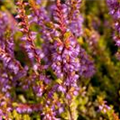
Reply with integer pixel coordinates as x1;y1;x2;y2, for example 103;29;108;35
16;0;41;70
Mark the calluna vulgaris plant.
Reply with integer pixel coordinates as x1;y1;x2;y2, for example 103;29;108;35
0;0;120;119
107;0;120;59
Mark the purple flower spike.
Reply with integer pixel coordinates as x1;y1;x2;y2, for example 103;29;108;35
107;0;120;47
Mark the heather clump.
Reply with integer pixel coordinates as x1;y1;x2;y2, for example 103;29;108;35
0;0;120;120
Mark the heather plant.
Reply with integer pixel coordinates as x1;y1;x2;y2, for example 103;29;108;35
0;0;120;120
107;0;120;59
